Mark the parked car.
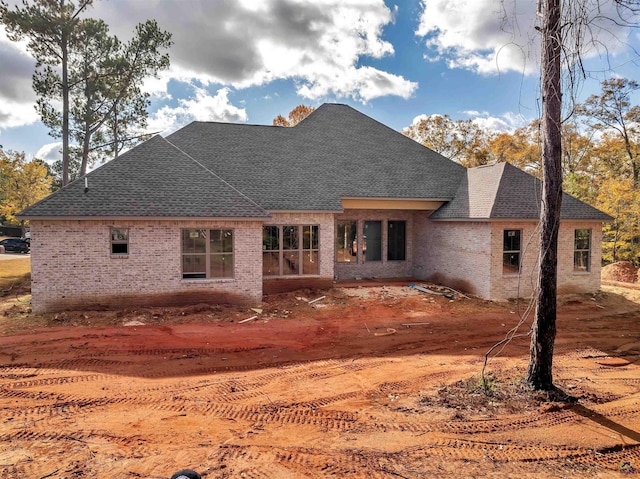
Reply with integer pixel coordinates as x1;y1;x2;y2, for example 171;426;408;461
0;238;30;253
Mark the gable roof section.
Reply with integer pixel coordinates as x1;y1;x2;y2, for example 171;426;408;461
20;135;269;219
166;103;466;211
431;162;612;221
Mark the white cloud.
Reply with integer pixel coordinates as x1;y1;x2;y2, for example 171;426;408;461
1;0;416;136
416;0;538;75
0;31;39;128
35;142;62;165
415;0;638;76
146;87;248;134
92;0;416;102
471;114;525;134
410;111;527;134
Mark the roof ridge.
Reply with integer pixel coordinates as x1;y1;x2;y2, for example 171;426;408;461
161;136;269;215
488;162;508;218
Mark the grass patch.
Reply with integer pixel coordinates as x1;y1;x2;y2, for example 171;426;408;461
0;257;31;293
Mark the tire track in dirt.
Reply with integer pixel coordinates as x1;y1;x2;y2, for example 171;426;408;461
4;373;110;389
213;440;604;478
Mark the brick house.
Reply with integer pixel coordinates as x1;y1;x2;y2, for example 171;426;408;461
19;104;611;312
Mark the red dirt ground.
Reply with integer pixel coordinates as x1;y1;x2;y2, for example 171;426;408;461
0;285;639;478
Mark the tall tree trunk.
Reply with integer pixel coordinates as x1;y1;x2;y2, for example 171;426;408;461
113;102;120;159
61;16;70;186
80;73;92;177
527;0;562;391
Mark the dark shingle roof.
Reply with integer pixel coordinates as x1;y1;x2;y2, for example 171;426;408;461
19;104;610;221
20;135;269;218
166;103;466;211
431;162;612;221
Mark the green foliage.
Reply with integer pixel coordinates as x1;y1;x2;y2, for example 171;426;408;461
403;114;492;167
597;178;640;263
0;150;52;225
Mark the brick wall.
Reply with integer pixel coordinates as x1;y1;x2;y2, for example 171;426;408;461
413;218;492;297
334;209;414;280
29;215;605;311
412;218;604;300
29;219;264;313
487;221;603;299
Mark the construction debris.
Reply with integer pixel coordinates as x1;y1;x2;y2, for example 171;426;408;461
408;283;454;299
239;315;258;324
123;320;146;327
374;328;397;337
308;295;326;305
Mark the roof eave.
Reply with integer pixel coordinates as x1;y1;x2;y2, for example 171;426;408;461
17;214;272;221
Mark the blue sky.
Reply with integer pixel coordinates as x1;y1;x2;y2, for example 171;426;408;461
1;0;639;164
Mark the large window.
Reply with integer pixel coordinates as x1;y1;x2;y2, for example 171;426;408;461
336;220;357;262
574;229;591;272
263;225;319;276
503;229;521;274
182;229;233;279
363;221;382;262
387;221;406;261
111;228;129;255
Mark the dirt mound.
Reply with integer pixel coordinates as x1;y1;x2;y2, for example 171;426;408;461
601;261;638;283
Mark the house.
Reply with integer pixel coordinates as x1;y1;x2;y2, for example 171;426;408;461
19;104;611;312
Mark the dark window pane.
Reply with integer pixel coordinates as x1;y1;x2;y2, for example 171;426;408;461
303;225;318;250
263;226;279;251
336;220;357;263
211;253;233;278
574;229;591;272
503;252;520;274
211;229;233;253
283;251;299;275
111;243;128;255
283;226;299;250
111;228;128;241
263;252;280;276
303;251;319;275
574;229;590;250
387;221;406;261
503;230;520;251
363;221;381;262
182;229;206;254
183;254;206;278
574;251;589;272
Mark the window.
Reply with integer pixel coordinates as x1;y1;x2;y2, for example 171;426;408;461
363;221;382;262
387;221;406;261
503;229;521;274
182;229;233;279
111;228;129;255
263;226;280;276
336;220;357;262
302;225;319;274
263;225;319;276
283;225;299;275
574;229;591;272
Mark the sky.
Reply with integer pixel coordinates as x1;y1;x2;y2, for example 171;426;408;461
1;0;639;165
